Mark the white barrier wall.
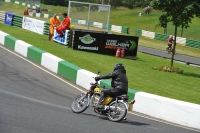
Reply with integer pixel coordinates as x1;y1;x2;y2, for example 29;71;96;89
111;25;122;33
133;92;200;129
93;22;103;28
15;40;32;57
44;14;49;18
0;30;8;45
78;20;86;25
142;30;155;39
41;53;63;74
176;37;186;46
76;69;98;90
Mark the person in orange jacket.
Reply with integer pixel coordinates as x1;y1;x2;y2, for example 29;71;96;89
56;12;71;37
49;13;61;42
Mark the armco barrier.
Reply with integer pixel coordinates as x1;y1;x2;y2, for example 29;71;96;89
0;11;5;23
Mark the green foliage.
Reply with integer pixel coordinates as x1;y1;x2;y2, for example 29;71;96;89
40;0;152;9
151;0;200;29
150;0;200;68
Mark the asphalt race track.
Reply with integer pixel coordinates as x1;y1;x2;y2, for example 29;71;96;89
0;45;199;133
138;46;200;66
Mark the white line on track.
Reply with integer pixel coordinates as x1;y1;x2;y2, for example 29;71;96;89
0;45;199;132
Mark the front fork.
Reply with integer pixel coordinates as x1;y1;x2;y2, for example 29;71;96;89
78;92;91;107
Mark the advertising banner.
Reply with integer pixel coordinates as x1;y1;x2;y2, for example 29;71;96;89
22;16;45;34
103;34;138;57
4;12;14;26
53;30;70;45
72;30;138;58
72;31;104;52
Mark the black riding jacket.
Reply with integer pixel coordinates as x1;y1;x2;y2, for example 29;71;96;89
98;69;128;93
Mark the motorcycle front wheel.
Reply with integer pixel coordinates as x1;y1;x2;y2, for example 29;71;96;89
71;93;89;113
108;101;127;122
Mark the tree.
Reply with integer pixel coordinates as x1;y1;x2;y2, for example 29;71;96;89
150;0;200;68
121;0;134;9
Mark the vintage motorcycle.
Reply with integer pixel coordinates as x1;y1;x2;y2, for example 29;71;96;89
71;71;135;122
166;43;174;54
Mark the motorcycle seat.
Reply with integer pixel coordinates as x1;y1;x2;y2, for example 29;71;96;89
116;95;129;100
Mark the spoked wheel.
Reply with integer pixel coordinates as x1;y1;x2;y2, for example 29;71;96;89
108;101;127;122
166;47;173;53
71;93;89;113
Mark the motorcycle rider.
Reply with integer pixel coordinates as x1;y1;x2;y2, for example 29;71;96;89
167;35;174;53
94;63;128;108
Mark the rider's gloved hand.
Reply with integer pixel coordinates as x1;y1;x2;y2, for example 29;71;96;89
95;77;101;81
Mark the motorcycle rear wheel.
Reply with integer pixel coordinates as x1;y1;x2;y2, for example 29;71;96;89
71;93;88;113
108;101;127;122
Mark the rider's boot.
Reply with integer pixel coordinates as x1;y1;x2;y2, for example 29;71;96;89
95;91;105;109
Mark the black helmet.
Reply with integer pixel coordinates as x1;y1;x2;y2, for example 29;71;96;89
114;63;125;71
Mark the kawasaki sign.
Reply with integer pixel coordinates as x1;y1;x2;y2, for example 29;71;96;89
72;30;138;58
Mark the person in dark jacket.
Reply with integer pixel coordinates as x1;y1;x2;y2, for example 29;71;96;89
94;63;128;108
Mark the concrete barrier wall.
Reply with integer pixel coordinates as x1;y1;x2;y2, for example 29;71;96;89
15;40;32;57
78;20;86;25
176;37;186;46
76;69;98;90
41;53;63;74
133;92;200;129
137;29;200;49
0;30;8;44
93;22;103;29
0;30;200;129
27;46;46;64
142;30;155;39
111;25;122;33
57;61;81;83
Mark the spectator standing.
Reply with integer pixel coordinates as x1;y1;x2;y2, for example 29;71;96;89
56;12;71;37
49;13;61;42
147;6;151;14
145;6;151;14
24;7;29;15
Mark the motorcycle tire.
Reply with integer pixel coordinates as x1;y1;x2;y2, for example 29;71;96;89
71;93;88;113
107;101;127;122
